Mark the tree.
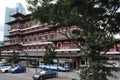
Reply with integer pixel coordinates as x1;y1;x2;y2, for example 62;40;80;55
9;51;20;65
27;0;120;80
43;45;56;65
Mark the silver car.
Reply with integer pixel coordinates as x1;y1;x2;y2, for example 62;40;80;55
0;63;11;73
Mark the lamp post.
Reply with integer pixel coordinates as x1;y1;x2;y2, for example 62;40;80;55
57;56;59;75
26;49;29;72
32;44;38;74
35;56;38;74
35;43;39;74
35;49;37;74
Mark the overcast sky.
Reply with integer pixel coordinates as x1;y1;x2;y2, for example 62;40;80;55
0;0;28;41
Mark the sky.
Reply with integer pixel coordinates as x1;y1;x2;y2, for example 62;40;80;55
0;0;28;41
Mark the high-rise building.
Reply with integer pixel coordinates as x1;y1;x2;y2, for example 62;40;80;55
4;3;26;41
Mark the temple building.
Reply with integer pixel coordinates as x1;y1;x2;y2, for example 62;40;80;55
1;12;120;68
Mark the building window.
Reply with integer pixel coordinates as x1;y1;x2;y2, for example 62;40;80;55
34;46;36;49
64;30;67;35
38;45;42;49
39;36;42;40
29;38;32;41
80;60;85;65
57;32;62;38
29;22;32;27
28;46;31;49
44;35;48;40
25;38;27;42
34;37;37;41
50;34;54;39
25;23;28;27
58;43;61;48
71;41;77;47
63;42;69;46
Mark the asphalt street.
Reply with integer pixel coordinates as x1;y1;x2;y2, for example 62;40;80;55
0;68;120;80
0;68;80;80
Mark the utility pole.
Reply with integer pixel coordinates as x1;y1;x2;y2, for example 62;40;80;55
57;56;59;76
35;43;39;74
35;55;38;74
26;50;29;72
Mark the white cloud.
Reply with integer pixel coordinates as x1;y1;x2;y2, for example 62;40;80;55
114;34;120;39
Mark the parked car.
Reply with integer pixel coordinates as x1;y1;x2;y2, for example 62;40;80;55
0;66;11;73
39;64;69;72
9;66;26;73
0;62;11;66
32;70;57;80
0;62;11;73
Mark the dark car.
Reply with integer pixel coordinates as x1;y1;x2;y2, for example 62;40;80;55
33;70;57;80
9;66;26;73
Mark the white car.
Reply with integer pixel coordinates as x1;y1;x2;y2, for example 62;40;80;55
0;66;11;73
39;64;69;72
0;63;11;73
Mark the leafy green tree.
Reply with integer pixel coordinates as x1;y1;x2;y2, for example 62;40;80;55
43;45;56;65
27;0;120;80
9;51;20;64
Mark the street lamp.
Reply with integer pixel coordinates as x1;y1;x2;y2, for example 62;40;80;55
35;43;39;74
57;56;59;75
32;44;38;74
26;49;29;72
35;47;38;74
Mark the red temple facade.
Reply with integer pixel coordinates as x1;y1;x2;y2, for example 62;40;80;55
2;12;120;68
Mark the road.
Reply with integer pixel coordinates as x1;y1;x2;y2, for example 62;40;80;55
0;68;80;80
0;73;32;80
0;68;120;80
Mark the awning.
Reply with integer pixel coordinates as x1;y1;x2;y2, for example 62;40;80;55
101;52;120;55
55;48;80;52
23;42;53;46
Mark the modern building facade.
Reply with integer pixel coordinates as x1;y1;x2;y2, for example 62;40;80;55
2;12;120;68
4;3;26;41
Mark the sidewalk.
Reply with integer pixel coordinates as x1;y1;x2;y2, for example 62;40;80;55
26;67;41;74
